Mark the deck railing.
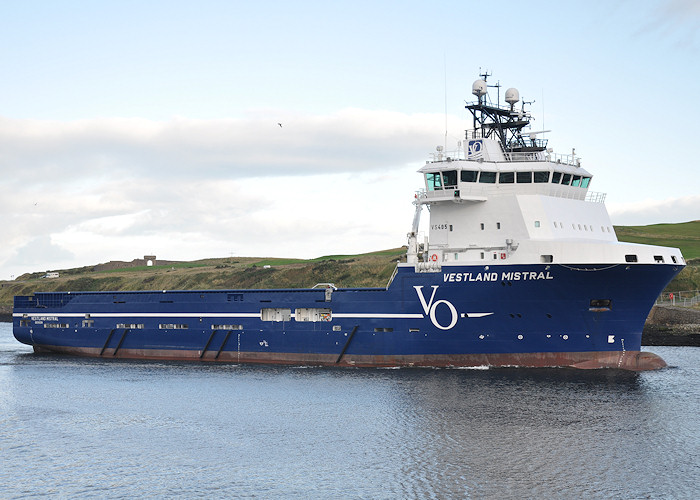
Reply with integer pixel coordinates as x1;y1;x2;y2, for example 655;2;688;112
423;183;606;203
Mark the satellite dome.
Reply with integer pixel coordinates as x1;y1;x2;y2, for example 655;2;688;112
505;87;520;104
472;79;487;97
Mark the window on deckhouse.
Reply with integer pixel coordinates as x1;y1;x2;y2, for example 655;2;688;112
461;170;478;182
426;172;442;191
534;171;550;183
517;172;532;183
499;172;514;183
442;170;457;187
479;171;496;183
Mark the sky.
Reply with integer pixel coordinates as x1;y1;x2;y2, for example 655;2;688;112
1;0;699;280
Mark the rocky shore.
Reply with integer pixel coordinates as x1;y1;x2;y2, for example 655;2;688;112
643;305;700;346
0;306;11;322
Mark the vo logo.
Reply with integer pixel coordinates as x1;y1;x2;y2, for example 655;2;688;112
467;139;482;157
414;285;458;330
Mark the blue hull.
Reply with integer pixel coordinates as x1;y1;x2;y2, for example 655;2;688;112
12;263;681;369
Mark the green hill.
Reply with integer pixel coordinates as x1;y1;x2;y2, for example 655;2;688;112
614;220;700;260
1;222;698;316
614;221;699;292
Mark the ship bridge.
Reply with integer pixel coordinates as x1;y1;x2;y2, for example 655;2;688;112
418;151;598;204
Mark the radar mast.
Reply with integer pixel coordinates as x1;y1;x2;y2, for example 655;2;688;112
466;72;546;153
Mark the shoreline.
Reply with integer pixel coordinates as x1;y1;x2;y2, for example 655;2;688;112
2;305;698;346
642;305;700;346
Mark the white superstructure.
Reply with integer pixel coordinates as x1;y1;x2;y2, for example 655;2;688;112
407;73;685;269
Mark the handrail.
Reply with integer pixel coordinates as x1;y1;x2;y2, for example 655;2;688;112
585;191;606;203
385;264;399;289
427;147;581;166
424;184;607;203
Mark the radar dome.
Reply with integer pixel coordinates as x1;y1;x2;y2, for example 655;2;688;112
505;87;520;104
472;79;487;97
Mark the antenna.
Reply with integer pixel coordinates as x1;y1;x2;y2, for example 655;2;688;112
444;53;448;152
541;88;545;143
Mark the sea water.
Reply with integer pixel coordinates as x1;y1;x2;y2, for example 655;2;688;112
1;322;698;499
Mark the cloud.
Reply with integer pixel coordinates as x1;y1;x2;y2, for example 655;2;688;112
0;109;452;184
0;109;450;279
4;235;75;275
608;195;700;226
633;0;700;51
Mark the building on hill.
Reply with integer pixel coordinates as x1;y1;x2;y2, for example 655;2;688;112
93;255;180;272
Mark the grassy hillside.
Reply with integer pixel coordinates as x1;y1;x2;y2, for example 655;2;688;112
614;221;700;292
1;222;698;315
614;220;700;261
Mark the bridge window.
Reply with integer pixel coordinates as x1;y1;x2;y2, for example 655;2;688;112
442;170;457;187
517;172;532;183
426;172;442;191
461;170;478;182
572;175;582;187
499;172;514;183
534;171;550;183
479;171;497;183
561;173;572;185
581;177;591;188
551;171;562;183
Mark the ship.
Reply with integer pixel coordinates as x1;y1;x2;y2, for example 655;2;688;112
12;73;686;370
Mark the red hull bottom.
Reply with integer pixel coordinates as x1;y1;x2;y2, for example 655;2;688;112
33;345;667;371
